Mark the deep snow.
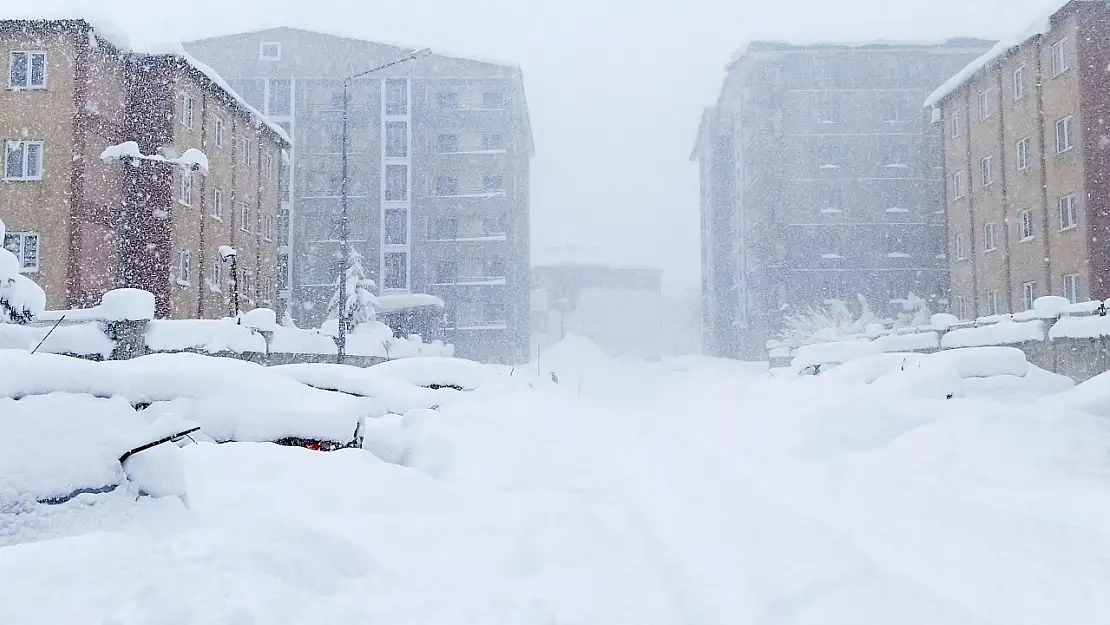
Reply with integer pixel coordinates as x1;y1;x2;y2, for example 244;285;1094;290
3;338;1110;624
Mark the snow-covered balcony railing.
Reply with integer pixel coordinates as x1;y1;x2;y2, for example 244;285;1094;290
446;319;508;331
425;232;508;243
428;189;507;199
428;275;507;287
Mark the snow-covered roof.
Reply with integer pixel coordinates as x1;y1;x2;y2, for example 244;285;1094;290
0;11;130;51
729;38;991;66
924;1;1079;109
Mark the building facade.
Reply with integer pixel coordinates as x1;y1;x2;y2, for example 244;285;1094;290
0;19;286;318
929;0;1110;318
185;28;534;364
693;39;994;359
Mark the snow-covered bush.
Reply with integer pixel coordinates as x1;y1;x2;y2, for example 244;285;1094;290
325;249;379;332
0;218;46;324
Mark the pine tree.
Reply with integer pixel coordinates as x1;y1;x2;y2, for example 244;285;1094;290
326;249;379;331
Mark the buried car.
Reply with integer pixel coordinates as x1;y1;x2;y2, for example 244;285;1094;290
269;363;459;414
367;356;493;391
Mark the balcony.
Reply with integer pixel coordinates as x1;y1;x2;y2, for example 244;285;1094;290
425;232;508;243
429;275;507;287
445;319;508;331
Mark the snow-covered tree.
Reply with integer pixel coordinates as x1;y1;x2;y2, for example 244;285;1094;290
891;292;932;328
325;249;378;330
780;294;886;346
0;219;45;324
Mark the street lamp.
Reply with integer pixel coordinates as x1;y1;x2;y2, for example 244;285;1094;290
218;245;239;317
336;47;431;363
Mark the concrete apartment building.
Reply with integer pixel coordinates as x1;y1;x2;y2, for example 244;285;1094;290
185;28;534;364
693;39;993;359
928;0;1110;318
0;19;286;318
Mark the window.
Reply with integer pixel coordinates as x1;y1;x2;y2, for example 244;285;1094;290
2;232;39;272
242;272;253;298
245;138;253;166
1059;193;1077;230
1019;209;1035;240
4;140;42;181
210;257;223;290
1051;38;1069;77
1056;116;1074;153
954;295;969;320
385;121;408;158
952;170;966;199
434;260;456;283
882;98;902;123
267;79;291;116
983;222;997;251
262;214;273;241
239;201;251;232
435;217;458;239
385;79;408;115
1022;281;1037;310
214;118;225;147
176;250;191;286
435;175;459;196
980;155;993;187
977;90;991;121
950;109;962;139
483;174;504;193
210;187;223;219
437;134;459;153
180;94;195;129
986;289;1000;316
383;252;408;289
262;276;273;302
260;41;281;61
816;94;840;123
483;215;506;235
482;91;505;109
384;209;407;245
384;164;408;201
1016;137;1031;171
482;133;504;150
9;51;46;89
1013;66;1026;100
436;91;458;110
177;171;193;206
1063;273;1081;304
955;231;967;260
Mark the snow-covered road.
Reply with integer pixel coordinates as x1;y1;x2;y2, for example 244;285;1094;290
4;341;1110;624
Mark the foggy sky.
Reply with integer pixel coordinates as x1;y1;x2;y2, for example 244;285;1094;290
42;0;1063;291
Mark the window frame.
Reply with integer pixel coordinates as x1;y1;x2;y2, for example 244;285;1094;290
1019;209;1035;241
986;289;1000;316
177;171;193;206
980;155;993;187
4;140;43;181
1016;137;1031;171
1056;116;1074;154
950;109;962;139
176;250;192;287
259;41;281;61
977;89;992;122
1063;273;1081;304
210;187;223;220
383;251;409;290
1012;66;1026;101
952;170;966;199
983;221;997;252
383;208;408;245
9;50;46;89
210;256;223;291
384;121;409;158
239;201;251;233
1051;38;1069;77
2;231;40;273
1022;281;1037;311
955;231;967;260
181;93;195;129
214;118;225;147
1059;193;1078;231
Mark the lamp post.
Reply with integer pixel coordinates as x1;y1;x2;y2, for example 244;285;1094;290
336;48;431;363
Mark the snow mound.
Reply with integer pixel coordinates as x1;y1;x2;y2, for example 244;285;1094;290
368;357;490;390
792;340;880;369
270;363;457;414
940;319;1044;348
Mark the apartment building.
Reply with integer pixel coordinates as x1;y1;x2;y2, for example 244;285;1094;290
0;19;287;318
693;39;993;359
185;28;534;364
928;0;1110;318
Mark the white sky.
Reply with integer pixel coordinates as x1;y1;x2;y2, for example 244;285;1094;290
44;0;1063;290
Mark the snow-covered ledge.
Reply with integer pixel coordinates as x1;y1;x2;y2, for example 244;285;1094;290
101;141;209;174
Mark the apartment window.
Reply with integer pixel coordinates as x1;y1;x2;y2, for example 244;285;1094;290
485;256;505;277
242;272;253;298
2;232;39;272
384;79;408;115
1059;193;1077;230
177;171;193;206
385;121;408;158
483;174;504;193
434;260;456;283
181;94;195;129
210;257;223;290
1013;66;1026;100
4;140;42;181
176;250;191;286
384;209;407;245
882;98;902;123
435;175;459;196
482;90;506;110
482;133;504;150
436;91;458;110
1022;281;1037;310
239;201;250;232
435;217;458;239
950;109;962;139
262;214;274;241
214;118;225;147
384;164;408;201
437;134;459;153
1056;116;1074;153
986;289;1000;316
383;252;408;290
955;231;967;260
9;51;46;89
1051;38;1069;77
952;170;966;199
260;41;281;61
980;155;993;187
245;138;253;166
483;215;506;235
816;94;840;123
1019;209;1035;240
210;187;223;219
977;90;992;121
1063;273;1081;304
983;222;997;251
1016;137;1031;171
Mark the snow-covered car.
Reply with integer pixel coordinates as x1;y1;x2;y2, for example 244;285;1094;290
269;363;460;413
367;356;492;391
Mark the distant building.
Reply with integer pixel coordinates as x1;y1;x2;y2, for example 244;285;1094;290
0;19;287;318
185;28;534;364
532;257;663;361
693;38;993;359
927;0;1110;318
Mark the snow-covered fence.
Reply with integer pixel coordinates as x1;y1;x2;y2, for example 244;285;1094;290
770;296;1110;381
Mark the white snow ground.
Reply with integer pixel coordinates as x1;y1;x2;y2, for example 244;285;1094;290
4;337;1110;624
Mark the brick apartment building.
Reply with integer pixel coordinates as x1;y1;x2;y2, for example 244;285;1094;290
0;19;287;318
928;0;1110;318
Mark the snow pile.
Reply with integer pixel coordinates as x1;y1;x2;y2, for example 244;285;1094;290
39;288;155;322
376;293;446;311
791;340;879;368
145;318;266;353
873;330;938;352
368;357;491;390
270;363;458;414
1038;369;1110;420
100;141;209;173
0;322;116;358
940;319;1044;348
1049;314;1110;339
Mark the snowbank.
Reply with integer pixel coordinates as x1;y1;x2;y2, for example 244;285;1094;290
791;340;879;369
873;331;938;352
1038;369;1110;420
940;319;1044;348
270;363;456;414
1049;314;1110;339
145;318;266;353
368;357;490;390
39;288;155;322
